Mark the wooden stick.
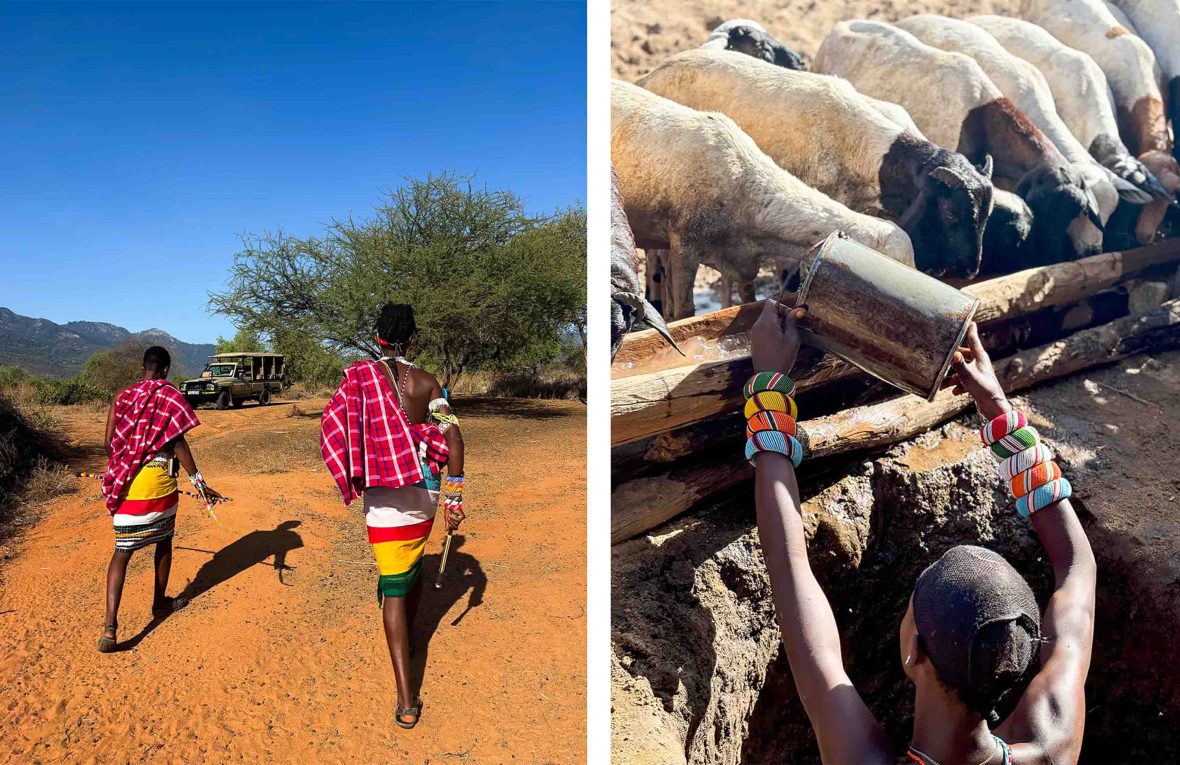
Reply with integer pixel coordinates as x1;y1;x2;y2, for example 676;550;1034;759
611;299;1180;544
611;239;1180;446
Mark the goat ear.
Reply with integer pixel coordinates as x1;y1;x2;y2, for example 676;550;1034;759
1113;175;1152;205
978;154;994;179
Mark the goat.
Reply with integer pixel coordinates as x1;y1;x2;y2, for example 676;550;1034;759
815;20;1104;261
702;19;807;70
637;47;992;277
1105;0;1180;164
611;79;914;320
969;14;1169;200
1023;0;1180;243
610;165;678;359
983;188;1037;274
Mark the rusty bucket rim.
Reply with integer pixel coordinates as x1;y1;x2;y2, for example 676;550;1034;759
928;296;979;401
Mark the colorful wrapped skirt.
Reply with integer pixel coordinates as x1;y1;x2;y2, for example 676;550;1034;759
364;478;439;602
113;455;178;552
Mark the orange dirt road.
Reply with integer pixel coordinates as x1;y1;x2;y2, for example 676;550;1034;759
0;397;586;764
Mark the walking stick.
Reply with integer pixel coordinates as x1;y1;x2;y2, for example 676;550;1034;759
434;531;455;590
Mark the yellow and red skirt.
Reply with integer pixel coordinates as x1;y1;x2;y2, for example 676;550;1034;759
364;482;438;602
112;454;178;552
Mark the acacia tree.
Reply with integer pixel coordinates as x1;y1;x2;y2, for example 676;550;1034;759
209;173;585;386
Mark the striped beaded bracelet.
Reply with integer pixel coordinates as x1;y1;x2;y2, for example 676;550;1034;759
990;426;1041;460
744;390;799;420
745;429;804;468
743;371;796;399
980;410;1028;446
997;444;1054;481
1014;477;1072;518
1010;461;1062;498
746;409;797;439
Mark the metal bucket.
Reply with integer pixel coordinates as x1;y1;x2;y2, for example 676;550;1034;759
792;231;978;401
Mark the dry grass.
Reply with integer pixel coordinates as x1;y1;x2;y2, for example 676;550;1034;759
451;368;585;400
0;393;69;543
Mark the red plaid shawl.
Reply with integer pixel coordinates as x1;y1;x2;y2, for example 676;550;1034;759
321;360;447;504
101;379;200;514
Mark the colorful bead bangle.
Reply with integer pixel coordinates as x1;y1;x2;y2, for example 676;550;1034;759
744;390;798;420
1010;461;1062;498
744;429;804;468
743;372;796;400
979;410;1028;446
1014;477;1072;518
746;410;797;440
997;444;1054;481
990;426;1041;460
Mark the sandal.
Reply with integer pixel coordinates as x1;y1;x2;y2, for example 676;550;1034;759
151;595;189;618
395;696;423;729
97;624;117;653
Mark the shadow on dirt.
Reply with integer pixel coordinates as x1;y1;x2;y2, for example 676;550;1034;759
409;534;487;695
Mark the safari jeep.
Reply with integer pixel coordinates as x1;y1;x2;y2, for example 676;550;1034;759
181;352;288;409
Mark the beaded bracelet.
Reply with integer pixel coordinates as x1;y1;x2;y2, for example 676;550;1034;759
1010;461;1062;498
746;410;797;439
1014;477;1072;518
997;444;1054;481
979;410;1028;446
990;426;1041;460
744;429;804;468
744;390;799;420
743;371;796;399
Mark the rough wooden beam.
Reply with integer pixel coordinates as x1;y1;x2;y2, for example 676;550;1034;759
611;299;1180;544
611;239;1180;447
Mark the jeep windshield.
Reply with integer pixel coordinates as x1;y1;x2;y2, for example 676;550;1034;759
207;364;237;377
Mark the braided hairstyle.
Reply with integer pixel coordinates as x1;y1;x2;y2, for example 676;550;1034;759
376;303;417;355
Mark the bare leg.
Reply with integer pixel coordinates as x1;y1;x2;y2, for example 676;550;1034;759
152;538;173;610
382;595;417;724
104;550;132;640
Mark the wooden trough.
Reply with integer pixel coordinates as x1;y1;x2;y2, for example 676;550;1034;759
610;239;1180;544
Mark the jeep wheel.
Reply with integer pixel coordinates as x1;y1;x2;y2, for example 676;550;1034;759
259;389;271;406
216;390;232;410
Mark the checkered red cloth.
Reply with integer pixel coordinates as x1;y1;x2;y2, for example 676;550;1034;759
321;360;425;504
409;422;450;478
101;379;200;514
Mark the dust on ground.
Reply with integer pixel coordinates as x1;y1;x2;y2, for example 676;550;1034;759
612;0;1022;83
0;397;586;764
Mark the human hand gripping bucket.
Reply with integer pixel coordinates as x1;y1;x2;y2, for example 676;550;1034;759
786;231;979;401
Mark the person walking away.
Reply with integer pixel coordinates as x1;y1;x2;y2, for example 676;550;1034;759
321;303;466;730
98;346;222;652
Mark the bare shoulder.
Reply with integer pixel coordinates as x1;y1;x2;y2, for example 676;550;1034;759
409;366;442;393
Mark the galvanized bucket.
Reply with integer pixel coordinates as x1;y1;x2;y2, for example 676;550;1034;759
792;231;978;401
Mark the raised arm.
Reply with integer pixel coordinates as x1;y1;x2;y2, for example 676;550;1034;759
945;324;1096;762
748;300;891;764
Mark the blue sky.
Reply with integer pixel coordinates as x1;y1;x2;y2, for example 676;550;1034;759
0;1;586;343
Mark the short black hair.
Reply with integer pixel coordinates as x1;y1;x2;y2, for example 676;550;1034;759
376;303;416;346
143;346;171;373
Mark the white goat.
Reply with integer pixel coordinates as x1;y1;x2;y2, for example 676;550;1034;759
637;47;993;278
1106;0;1180;157
815;20;1104;261
896;14;1143;235
969;15;1168;200
1022;0;1180;242
611;79;914;320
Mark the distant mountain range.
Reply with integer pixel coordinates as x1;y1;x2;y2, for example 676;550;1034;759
0;307;216;378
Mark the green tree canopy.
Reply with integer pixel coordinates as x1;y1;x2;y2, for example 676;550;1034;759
209;173;585;386
213;328;265;355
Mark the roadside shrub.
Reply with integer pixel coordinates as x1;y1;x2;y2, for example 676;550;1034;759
0;393;68;538
32;378;107;406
